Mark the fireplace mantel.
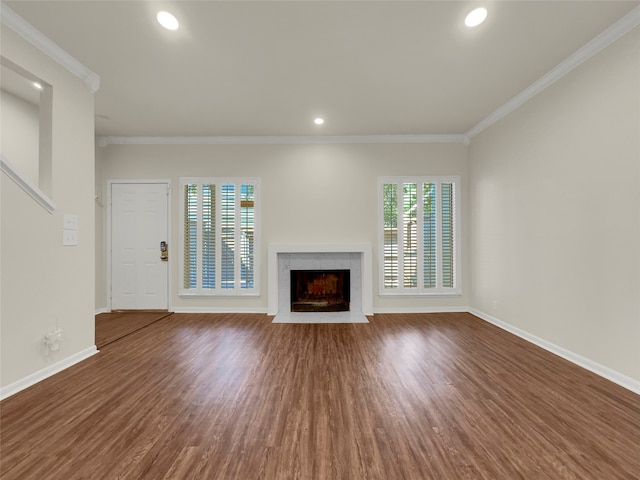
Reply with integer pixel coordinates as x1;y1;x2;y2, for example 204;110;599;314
267;244;373;316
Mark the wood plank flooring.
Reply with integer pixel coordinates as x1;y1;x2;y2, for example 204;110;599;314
1;313;639;479
95;311;173;348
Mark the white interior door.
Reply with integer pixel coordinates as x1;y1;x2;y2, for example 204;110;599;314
111;182;169;310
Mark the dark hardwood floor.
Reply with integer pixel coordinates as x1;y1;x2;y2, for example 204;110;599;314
1;313;638;479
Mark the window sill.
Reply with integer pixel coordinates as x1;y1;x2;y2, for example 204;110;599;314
379;290;462;298
180;291;260;298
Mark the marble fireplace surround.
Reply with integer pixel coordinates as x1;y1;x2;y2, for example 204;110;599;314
267;244;373;317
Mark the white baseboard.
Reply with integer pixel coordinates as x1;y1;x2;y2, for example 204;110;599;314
0;346;99;401
172;307;268;314
469;308;640;396
4;310;637;400
374;306;469;314
94;308;109;315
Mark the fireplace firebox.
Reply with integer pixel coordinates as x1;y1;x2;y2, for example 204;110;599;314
290;270;350;312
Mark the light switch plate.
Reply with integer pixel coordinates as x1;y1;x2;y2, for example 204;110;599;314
63;229;78;246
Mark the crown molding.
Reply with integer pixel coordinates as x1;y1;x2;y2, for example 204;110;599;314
5;1;633;144
0;2;100;93
97;134;469;147
98;0;639;150
466;5;640;140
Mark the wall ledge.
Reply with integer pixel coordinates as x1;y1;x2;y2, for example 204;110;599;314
1;154;56;214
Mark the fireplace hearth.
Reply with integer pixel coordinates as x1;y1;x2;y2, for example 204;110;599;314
290;270;350;312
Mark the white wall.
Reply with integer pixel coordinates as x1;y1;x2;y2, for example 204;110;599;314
97;142;469;312
0;89;39;185
1;28;96;392
469;28;640;383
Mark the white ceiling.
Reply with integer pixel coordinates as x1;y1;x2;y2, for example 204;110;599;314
4;1;639;138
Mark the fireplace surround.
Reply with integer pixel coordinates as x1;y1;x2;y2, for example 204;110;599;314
267;244;373;317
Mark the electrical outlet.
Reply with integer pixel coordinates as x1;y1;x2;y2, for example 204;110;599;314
44;329;63;351
63;214;78;230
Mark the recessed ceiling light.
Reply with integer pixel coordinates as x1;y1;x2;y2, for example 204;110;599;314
465;7;488;27
157;11;179;31
314;117;325;126
33;82;43;90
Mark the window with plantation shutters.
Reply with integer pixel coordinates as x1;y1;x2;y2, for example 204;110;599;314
380;176;460;296
180;178;259;296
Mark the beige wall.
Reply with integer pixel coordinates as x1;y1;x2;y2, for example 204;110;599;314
94;145;107;311
469;29;640;382
97;142;470;312
0;89;39;184
1;28;96;390
2;5;637;399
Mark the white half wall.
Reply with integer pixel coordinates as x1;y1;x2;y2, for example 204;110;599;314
1;27;96;391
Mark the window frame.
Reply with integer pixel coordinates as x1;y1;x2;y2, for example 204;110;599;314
179;177;260;297
378;175;461;297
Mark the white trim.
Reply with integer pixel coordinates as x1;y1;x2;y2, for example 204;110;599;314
97;134;468;146
94;7;640;148
172;307;267;314
1;154;55;214
94;308;109;315
378;292;463;298
374;306;469;314
0;346;99;400
469;308;640;396
3;2;635;144
268;244;373;316
466;5;640;139
179;293;261;298
106;180;172;311
0;3;100;93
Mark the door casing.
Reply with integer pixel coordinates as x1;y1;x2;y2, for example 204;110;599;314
107;180;172;311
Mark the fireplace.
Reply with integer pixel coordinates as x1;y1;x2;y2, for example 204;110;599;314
290;270;350;312
267;244;373;317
